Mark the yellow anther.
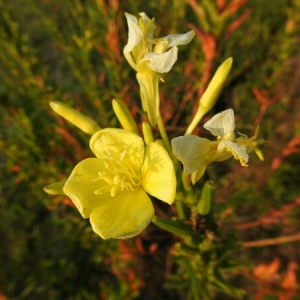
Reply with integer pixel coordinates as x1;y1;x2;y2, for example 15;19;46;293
113;175;121;185
111;185;121;197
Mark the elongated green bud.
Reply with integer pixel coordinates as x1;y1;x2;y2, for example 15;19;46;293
50;101;101;135
112;99;138;134
200;57;232;111
185;58;233;135
43;180;66;195
142;121;154;144
197;180;215;215
152;216;195;237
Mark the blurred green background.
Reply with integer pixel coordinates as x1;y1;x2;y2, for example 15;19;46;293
0;0;300;299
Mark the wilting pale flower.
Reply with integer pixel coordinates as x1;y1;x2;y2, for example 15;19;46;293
63;128;176;239
172;109;265;183
123;12;194;126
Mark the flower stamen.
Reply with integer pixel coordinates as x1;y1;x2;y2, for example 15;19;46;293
93;152;141;197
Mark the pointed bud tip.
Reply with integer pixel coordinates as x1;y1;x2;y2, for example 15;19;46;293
49;101;58;110
219;57;233;72
225;57;233;64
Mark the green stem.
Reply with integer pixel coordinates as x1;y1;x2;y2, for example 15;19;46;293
157;113;172;155
157;113;181;173
175;200;188;220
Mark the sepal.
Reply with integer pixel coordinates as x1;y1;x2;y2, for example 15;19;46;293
43;180;66;195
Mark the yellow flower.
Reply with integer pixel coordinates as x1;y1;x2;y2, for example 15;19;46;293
123;12;194;126
172;109;265;183
63;128;176;239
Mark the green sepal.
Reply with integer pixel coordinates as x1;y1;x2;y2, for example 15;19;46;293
152;216;195;238
112;99;138;134
197;180;215;215
43;180;66;195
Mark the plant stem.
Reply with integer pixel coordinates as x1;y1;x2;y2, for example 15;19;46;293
243;233;300;248
157;113;172;155
185;109;205;135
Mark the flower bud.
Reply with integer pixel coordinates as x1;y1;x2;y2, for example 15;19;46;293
199;57;232;112
197;181;215;215
142;121;154;144
112;99;138;134
185;58;233;135
50;101;101;135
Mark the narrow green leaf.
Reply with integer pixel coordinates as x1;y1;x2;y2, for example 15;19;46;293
152;216;195;238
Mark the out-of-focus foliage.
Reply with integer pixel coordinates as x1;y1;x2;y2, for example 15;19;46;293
0;0;300;299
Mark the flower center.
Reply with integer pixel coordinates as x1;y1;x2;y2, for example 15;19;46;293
92;150;141;197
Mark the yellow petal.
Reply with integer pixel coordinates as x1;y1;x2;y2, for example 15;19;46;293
124;13;143;53
220;140;248;166
163;30;195;47
90;189;154;239
90;128;145;171
141;142;176;204
203;108;235;138
63;158;111;218
171;135;211;174
191;164;208;184
144;46;178;73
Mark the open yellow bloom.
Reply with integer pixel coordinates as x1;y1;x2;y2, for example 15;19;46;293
63;128;176;239
124;12;194;126
172;109;265;183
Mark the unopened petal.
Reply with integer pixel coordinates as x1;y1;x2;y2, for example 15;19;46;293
143;46;178;73
141;143;176;204
204;109;235;138
90;189;154;239
90;129;145;171
171;135;212;174
63;158;111;218
124;13;143;53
